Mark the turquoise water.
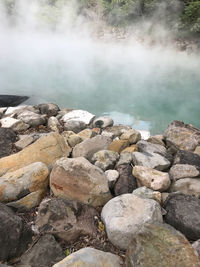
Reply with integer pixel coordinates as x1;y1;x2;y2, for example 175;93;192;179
0;33;200;134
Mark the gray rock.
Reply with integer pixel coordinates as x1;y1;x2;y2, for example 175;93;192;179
0;128;16;158
18;110;47;127
63;120;86;133
53;247;123;267
169;164;200;180
105;170;119;190
174;150;200;167
120;129;141;144
38;103;60;117
126;223;200;267
93;116;114;128
0;203;32;261
19;234;65;267
15;135;34;150
114;164;137;196
170;178;200;197
147;135;165;146
192;239;200;259
102;125;132;139
36;198;99;242
132;151;171;171
116;152;133;167
164;120;200;152
72;135;112;161
164;193;200;240
92;150;119;171
132;186;162;204
0;117;29;132
101;194;163;250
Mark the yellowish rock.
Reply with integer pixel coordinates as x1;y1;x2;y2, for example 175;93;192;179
194;146;200;155
0;133;71;176
77;129;95;140
108;140;129;154
121;144;139;153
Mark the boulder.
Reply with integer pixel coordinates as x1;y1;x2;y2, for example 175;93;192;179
114;164;137;196
0;203;32;261
169;164;200;180
19;234;65;267
48;116;61;132
116;152;133;167
105;170;119;190
102;125;132;139
101;194;163;250
147;135;165;146
61;109;95;125
72;135;112;161
77;128;96;139
92;150;119;171
0;162;49;204
126;223;200;267
164;120;200;152
17;110;47;127
36;198;99;242
0;128;16;158
132;186;162;204
163;193;200;240
67;134;83;148
174;150;200;167
5;105;38;116
132;152;171;171
170;178;200;197
0;117;29;132
50;157;111;207
53;247;123;267
120;129;141;144
93;116;114;128
0;133;71;176
133;166;171;192
108;140;129;153
38;103;60;117
63;120;86;133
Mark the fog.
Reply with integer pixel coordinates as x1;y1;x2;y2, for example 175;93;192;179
0;0;200;134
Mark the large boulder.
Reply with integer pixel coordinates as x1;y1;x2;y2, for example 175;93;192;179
72;135;112;161
126;223;200;267
61;109;95;126
0;128;16;158
0;162;49;207
164;193;200;240
101;194;163;250
114;164;137;196
170;178;200;197
133;166;171;192
53;247;123;267
19;234;65;267
50;157;111;207
164;120;200;152
35;198;99;242
0;133;71;176
169;164;200;180
0;203;32;261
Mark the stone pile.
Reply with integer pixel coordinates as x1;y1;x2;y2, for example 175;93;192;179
0;103;200;266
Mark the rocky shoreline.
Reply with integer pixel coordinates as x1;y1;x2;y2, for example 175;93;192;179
0;103;200;266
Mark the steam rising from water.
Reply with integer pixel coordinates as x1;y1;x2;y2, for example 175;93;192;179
0;0;200;134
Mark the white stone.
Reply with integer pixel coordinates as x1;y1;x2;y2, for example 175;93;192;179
105;170;119;189
61;109;95;125
170;178;200;197
0;117;29;131
138;130;150;140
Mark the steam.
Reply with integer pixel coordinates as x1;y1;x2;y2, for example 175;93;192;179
0;0;200;134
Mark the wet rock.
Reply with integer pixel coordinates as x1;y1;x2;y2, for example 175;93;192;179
92;150;119;171
93;116;114;129
0;162;49;204
53;247;123;267
15;134;34;150
126;223;200;267
0;128;16;158
50;157;111;207
72;135;112;161
120;129;141;144
163;193;200;240
61;109;95;125
0;133;71;176
121;144;138;153
0;203;32;261
38;103;60;117
164;120;200;152
114;164;137;196
0;117;29;132
48;116;61;132
108;139;129;153
132;186;162;204
101;194;163;250
116;152;132;167
169;164;200;180
36;198;99;242
105;170;119;190
133;166;171;192
18;110;47;127
174;150;200;167
132;151;171;171
170;178;200;197
19;234;65;267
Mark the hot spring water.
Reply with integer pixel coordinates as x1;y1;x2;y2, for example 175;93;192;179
0;32;200;134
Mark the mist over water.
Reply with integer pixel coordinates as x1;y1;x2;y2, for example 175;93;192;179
0;1;200;134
